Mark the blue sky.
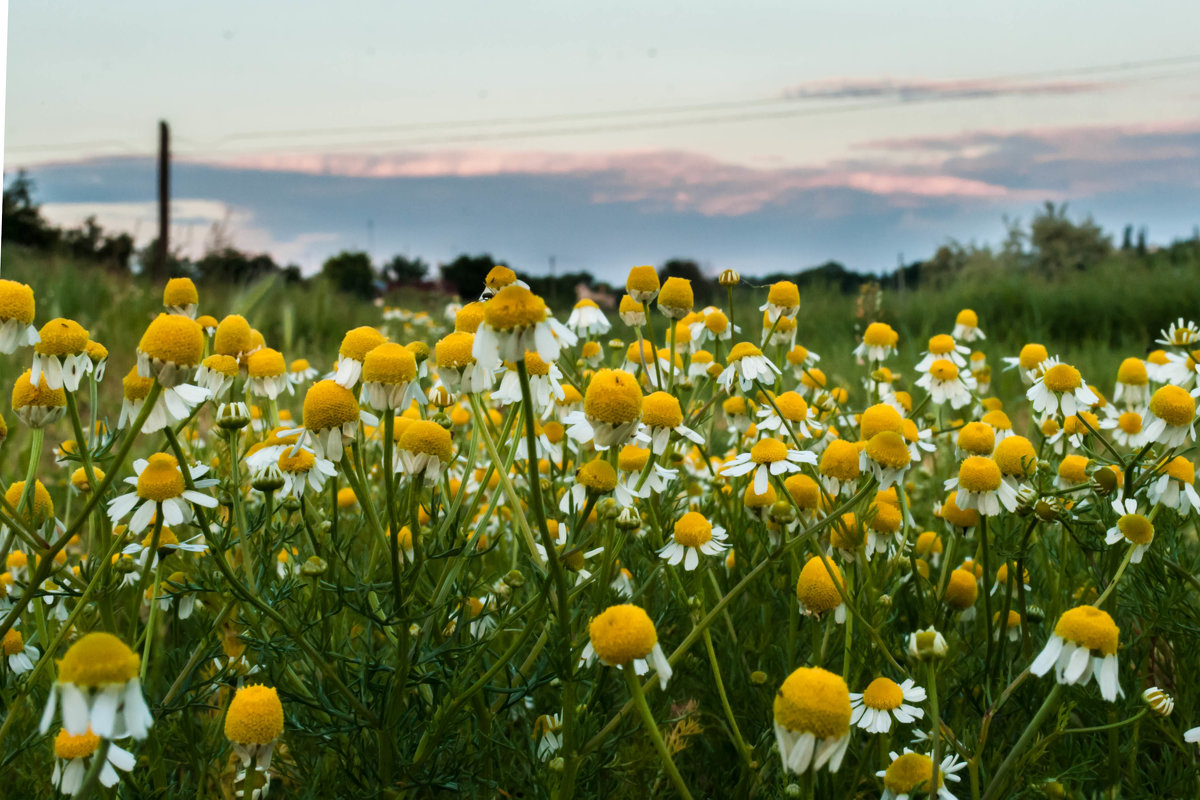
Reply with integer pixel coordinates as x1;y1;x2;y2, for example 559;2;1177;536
5;1;1200;280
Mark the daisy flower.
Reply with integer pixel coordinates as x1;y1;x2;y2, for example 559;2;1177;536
1002;342;1049;386
818;440;861;497
785;343;821;381
107;454;219;534
625;265;660;304
952;307;985;342
52;727;137;796
773;666;852;775
478;264;529;301
914;334;971;373
492;352;566;413
1145;456;1200;514
1105;497;1154;563
850;677;926;734
360;342;424;411
532;713;563;760
1027;358;1098;417
559;459;617;514
760;280;800;322
878;749;965;800
0;279;40;353
245;348;292;400
1156;318;1200;348
720;437;816;495
756;391;822;440
395;420;454;487
281;380;377;462
564;369;643;450
288;358;318;385
580;340;604;368
31;318;92;391
121;526;207;571
3;627;38;673
689;308;733;347
854;322;899;363
565;298;611;336
435;332;493;395
796;556;847;623
117;367;209;435
224;684;285;797
718;342;781;393
1030;605;1123;701
659;511;728;570
860;431;911;491
1112;358;1150;407
11;369;67;429
1103;410;1145;448
136;313;205;388
1140;384;1196;447
635;391;704;455
472;286;576;371
39;632;153;740
195;354;239;399
943;457;1017;516
618;295;646;327
915;359;975;409
277;447;338;500
162;277;199;317
582;604;672;688
333;326;388;389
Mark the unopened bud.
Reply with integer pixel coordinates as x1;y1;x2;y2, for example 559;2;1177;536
251;464;285;493
503;569;525;588
718;268;741;287
749;670;767;685
907;627;947;661
596;497;620;521
616;506;642;531
1142;686;1174;717
216;402;251;431
300;556;328;577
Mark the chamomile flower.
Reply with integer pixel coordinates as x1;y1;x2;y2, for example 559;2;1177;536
30;318;91;391
718;342;781;393
435;331;492;395
878;749;965;800
39;632;153;739
860;431;911;490
395;420;454;487
943;457;1017;516
359;342;424;411
559;459;617;514
688;349;715;380
85;340;108;382
334;326;387;389
618;295;646;327
136;313;205;388
756;391;821;440
772;666;852;774
915;359;975;409
162;277;199;317
796;556;847;623
943;568;979;616
1141;384;1196;447
117;366;209;435
583;604;672;688
1156;318;1200;347
850;677;926;734
195;354;239;398
492;352;565;413
52;727;137;796
472;286;576;371
564;369;643;450
277;447;338;500
1030;605;1123;701
1146;456;1200;514
0;279;39;353
1104;410;1145;448
689;308;733;346
625;265;660;304
854;322;899;363
11;369;67;429
818;440;861;497
1105;497;1153;563
282;380;376;461
786;343;821;380
107;454;219;534
952;308;985;342
566;298;611;336
914;334;971;372
121;526;207;571
761;280;800;322
288;358;317;385
1027;358;1098;417
3;628;37;673
1113;358;1150;407
635;391;704;454
532;713;563;760
1002;342;1049;386
224;684;285;797
659;511;728;570
245;348;292;400
721;437;816;495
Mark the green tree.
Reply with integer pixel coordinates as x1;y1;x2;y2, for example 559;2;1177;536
384;254;429;285
441;253;503;299
322;250;377;299
658;259;715;306
1029;202;1112;274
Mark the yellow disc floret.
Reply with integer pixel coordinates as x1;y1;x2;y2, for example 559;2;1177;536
796;556;845;615
362;342;417;384
820;440;862;482
958;456;1002;493
673;512;713;547
1116;358;1148;385
35;318;89;356
929;359;959;381
773;666;851;738
163;277;199;307
1018;343;1049;371
4;480;54;526
642;392;684;429
584;369;643;424
768;281;800;310
1117;514;1154;545
54;728;101;760
399;420;453;462
1149;385;1195;427
577;459;618;492
957;422;995;455
58;632;140;687
436;332;476;368
884;752;940;794
213;315;253;357
12;369;66;409
302;380;360;431
455;302;486;333
861;677;904;710
483;286;546;331
1054;606;1119;655
224;684;285;744
944;569;979;609
136;453;185;501
339;326;388;362
860;404;904;440
588;604;657;664
625;266;660;296
1043;363;1082;393
862;322;898;348
865;431;910;469
751;437;788;464
0;279;35;324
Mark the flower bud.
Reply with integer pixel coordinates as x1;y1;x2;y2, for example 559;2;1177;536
1142;686;1174;716
503;569;526;588
907;627;947;661
301;556;328;577
718;268;741;287
749;670;767;685
216;401;250;431
595;497;620;521
616;506;642;531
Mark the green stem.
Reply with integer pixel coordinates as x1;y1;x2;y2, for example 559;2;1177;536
1093;544;1135;608
702;625;752;768
980;684;1063;800
622;663;695;800
928;660;942;794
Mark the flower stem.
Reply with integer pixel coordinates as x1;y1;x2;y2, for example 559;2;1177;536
980;683;1063;800
928;660;942;793
702;624;752;768
622;663;695;800
1093;544;1135;608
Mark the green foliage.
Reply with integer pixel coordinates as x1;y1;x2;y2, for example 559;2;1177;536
321;250;377;299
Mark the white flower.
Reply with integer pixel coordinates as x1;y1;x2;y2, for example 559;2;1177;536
877;749;965;800
1105;497;1153;563
106;456;219;535
1030;608;1122;702
52;733;137;796
658;514;728;571
565;300;611;336
32;351;93;392
0;316;39;353
718;344;781;393
1156;318;1200;348
849;678;925;734
721;439;816;496
1026;358;1098;418
119;384;210;435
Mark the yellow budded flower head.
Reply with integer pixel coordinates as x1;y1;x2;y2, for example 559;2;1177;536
195;314;218;333
12;369;67;428
485;265;519;292
766;281;800;316
1116;357;1148;386
58;632;140;688
36;318;89;357
859;403;904;441
72;466;104;493
1018;343;1049;371
588;604;657;665
820;439;862;483
246;348;286;379
224;684;284;745
398;420;452;462
138;313;205;387
0;280;40;353
162;277;199;317
1058;454;1090;485
941;490;980;528
618;294;646;327
482;286;546;332
657;277;693;319
618;444;650;473
641;391;683;429
796;556;845;617
957;456;1002;493
212;314;253;358
784;473;821;510
956;421;995;456
5;480;54;527
743;482;777;510
337;487;358;509
773;666;851;773
455;301;486;333
625;265;660;303
577;459;618;493
582;369;643;449
302;380;359;432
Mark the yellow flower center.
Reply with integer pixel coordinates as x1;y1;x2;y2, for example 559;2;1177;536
1042;363;1082;393
860;404;904;440
1058;455;1090;484
399;420;453;462
750;437;788;464
483;286;547;331
773;666;851;738
869;500;902;534
927;334;956;356
58;632;140;686
35;318;89;356
137;453;186;501
435;332;476;368
865;431;910;470
202;354;240;378
929;359;959;381
2;628;25;656
981;409;1012;431
0;279;35;324
455;302;486;333
213;315;253;356
1116;357;1148;385
705;310;730;333
163;277;198;307
642;392;684;429
277;448;316;474
787;345;810;365
1018;343;1049;370
1163;456;1195;484
85;340;108;362
801;367;827;390
958;456;1002;493
884;752;941;794
941;491;979;528
861;676;904;710
224;684;285;745
673;511;713;547
774;391;809;422
588;604;657;664
785;474;820;509
55;728;101;760
957;422;995;455
1149;385;1196;427
796;556;845;614
618;445;650;473
992;436;1035;478
362;343;417;384
12;369;66;409
625;265;660;295
768;281;800;309
619;295;644;315
1054;605;1119;655
1117;412;1143;434
339;326;388;362
1117;513;1154;545
726;342;763;364
577;459;617;492
862;322;898;348
302;380;360;431
1063;412;1099;437
956;308;978;327
817;440;860;482
944;569;979;609
584;369;643;425
658;277;694;310
485;265;518;290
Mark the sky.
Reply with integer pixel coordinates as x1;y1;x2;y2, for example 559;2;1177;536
5;1;1200;281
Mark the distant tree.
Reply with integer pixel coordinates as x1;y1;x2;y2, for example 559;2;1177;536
1136;227;1148;256
658;259;714;306
322;250;377;298
1029;202;1111;273
137;238;189;277
197;247;280;284
281;265;305;284
384;254;430;285
2;170;58;249
441;253;502;299
1121;225;1134;251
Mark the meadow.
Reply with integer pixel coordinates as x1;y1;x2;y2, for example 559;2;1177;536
0;246;1199;798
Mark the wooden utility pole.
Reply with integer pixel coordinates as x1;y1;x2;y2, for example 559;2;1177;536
154;120;170;276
